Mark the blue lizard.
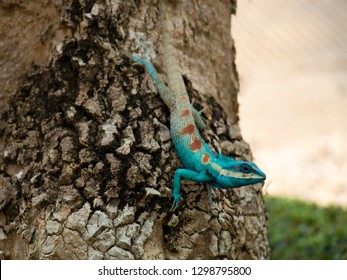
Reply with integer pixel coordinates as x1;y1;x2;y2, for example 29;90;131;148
129;0;266;210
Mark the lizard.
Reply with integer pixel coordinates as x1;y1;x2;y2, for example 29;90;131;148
128;0;266;211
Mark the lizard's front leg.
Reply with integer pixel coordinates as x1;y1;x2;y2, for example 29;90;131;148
171;169;212;211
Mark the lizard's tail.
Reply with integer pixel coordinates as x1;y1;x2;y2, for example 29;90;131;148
159;0;187;98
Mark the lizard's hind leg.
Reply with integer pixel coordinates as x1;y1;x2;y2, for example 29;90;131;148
129;55;176;110
192;107;206;131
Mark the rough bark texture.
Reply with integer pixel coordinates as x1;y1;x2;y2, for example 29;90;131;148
0;0;270;259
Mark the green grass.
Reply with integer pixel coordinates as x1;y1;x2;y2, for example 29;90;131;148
265;196;347;259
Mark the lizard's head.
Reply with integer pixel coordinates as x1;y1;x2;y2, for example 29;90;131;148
214;154;266;189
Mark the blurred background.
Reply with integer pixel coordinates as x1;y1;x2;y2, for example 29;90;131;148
232;0;347;259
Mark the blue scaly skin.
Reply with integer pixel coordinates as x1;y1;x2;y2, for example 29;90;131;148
129;0;266;210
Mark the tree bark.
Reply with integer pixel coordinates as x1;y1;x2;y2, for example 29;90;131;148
0;0;270;259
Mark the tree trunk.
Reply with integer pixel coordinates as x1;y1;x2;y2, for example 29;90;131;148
0;0;270;259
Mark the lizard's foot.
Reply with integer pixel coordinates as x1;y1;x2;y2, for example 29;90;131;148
170;194;181;211
170;201;179;211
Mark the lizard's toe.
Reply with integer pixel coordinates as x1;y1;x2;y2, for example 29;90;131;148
170;193;181;211
170;197;180;211
170;201;178;211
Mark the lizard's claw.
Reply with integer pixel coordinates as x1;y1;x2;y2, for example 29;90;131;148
170;194;181;211
170;201;179;212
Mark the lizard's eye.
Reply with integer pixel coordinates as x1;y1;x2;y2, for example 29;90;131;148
240;163;252;174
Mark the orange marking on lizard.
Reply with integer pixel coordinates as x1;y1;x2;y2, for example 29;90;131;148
190;138;202;151
181;108;190;117
179;96;187;102
181;124;195;135
201;153;210;164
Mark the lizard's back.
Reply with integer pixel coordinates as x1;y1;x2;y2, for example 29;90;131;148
159;1;215;173
170;105;215;173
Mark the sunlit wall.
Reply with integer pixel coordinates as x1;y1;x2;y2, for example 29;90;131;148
232;0;347;207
